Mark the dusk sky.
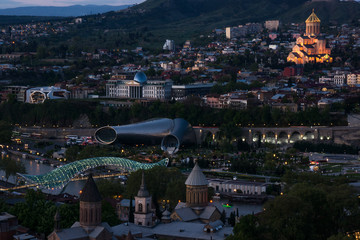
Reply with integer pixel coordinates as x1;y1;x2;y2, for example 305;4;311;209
0;0;145;9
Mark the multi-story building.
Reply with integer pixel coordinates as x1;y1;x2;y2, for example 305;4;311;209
319;72;347;86
116;199;135;222
225;23;263;39
203;94;221;108
3;85;28;102
265;20;280;31
318;98;344;109
0;213;18;240
319;76;333;85
208;179;268;195
204;92;259;110
25;86;69;104
347;73;360;86
287;10;332;64
163;39;175;51
219;94;248;110
172;83;214;100
333;74;346;86
106;72;173;100
69;86;96;99
272;103;299;112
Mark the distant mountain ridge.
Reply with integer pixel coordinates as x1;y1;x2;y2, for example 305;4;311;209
0;5;131;17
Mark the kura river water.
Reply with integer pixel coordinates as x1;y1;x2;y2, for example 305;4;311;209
1;153;263;216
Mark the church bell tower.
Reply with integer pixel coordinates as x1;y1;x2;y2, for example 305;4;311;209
79;174;102;231
305;9;321;36
134;171;154;227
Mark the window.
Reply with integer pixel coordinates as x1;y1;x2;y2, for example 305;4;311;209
138;203;143;212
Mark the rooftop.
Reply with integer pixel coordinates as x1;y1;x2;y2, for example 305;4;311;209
112;222;233;240
306;9;321;23
79;174;102;203
137;171;150;197
185;163;208;186
134;72;147;84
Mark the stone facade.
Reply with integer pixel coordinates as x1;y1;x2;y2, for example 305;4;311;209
287;10;332;64
186;185;208;208
134;172;155;227
79;201;102;228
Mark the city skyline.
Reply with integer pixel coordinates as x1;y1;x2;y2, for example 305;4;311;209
0;0;359;239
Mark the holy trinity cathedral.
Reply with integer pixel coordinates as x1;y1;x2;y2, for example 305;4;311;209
287;10;332;64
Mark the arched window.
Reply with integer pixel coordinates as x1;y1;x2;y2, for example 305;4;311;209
138;203;143;212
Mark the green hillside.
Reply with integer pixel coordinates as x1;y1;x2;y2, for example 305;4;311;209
11;0;360;52
280;1;360;24
77;0;360;46
96;0;309;33
101;0;360;30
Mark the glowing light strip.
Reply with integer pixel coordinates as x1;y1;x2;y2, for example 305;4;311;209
17;157;169;189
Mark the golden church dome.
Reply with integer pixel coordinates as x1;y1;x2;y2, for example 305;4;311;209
306;9;321;23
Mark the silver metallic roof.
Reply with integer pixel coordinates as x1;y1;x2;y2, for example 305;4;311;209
185;163;208;186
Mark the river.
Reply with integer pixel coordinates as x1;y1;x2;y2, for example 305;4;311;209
0;152;85;196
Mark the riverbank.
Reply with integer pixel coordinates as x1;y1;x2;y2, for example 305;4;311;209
7;149;64;167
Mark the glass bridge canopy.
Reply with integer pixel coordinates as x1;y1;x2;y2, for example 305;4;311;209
17;157;169;190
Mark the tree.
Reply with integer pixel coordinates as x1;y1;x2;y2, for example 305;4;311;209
0;157;26;182
208;187;215;201
102;200;120;226
229;211;236;226
164;179;186;208
124;167;186;207
128;195;134;223
228;176;360;240
0;121;13;144
327;233;354;240
96;179;125;198
58;203;79;229
227;214;261;240
221;210;226;223
11;189;56;235
0;199;9;212
36;45;49;59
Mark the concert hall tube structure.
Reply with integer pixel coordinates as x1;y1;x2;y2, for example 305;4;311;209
94;118;195;154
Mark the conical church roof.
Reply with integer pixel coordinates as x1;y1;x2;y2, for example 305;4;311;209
306;9;321;23
185;163;208;186
79;174;102;202
137;171;150;197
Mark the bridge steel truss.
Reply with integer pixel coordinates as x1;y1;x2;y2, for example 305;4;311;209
17;157;169;189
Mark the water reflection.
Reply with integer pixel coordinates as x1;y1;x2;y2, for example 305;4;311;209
1;155;265;214
1;154;84;196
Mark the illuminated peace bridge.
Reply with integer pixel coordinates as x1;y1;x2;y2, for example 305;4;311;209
17;157;169;190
